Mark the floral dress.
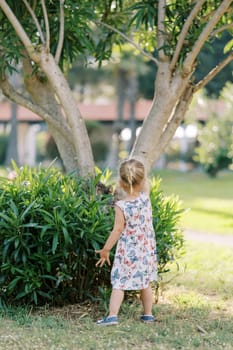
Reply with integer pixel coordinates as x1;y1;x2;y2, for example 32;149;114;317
111;192;157;290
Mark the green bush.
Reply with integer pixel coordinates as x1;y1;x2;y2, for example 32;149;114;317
194;115;233;177
0;163;114;307
150;177;184;275
0;164;184;307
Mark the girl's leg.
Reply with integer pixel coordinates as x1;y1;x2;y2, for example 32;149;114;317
109;289;124;317
140;284;153;315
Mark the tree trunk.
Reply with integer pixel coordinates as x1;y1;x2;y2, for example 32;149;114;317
38;50;95;176
46;122;77;172
22;62;77;172
131;62;192;171
21;51;94;175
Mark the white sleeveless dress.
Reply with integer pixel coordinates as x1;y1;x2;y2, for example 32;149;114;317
111;192;157;290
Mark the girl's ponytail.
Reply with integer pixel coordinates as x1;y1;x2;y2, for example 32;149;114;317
119;158;145;193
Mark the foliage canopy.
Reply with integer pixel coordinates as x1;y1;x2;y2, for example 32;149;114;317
1;1;232;74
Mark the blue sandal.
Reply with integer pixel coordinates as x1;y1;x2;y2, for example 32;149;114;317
96;316;119;326
140;315;155;323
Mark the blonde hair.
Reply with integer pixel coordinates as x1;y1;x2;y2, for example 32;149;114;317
119;158;145;193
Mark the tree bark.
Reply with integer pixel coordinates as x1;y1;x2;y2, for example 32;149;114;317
131;61;192;171
38;50;95;176
46;122;77;172
21;56;78;172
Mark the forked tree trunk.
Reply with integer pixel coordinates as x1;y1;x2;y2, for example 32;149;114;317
131;61;192;171
0;0;232;176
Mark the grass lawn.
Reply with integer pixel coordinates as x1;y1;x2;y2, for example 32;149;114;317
0;167;232;349
0;241;233;350
153;169;233;235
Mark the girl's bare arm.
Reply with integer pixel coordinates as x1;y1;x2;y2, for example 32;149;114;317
95;206;125;267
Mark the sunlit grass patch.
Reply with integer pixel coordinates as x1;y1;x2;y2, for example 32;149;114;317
0;289;233;350
0;167;7;177
155;170;233;234
0;169;233;349
164;241;233;300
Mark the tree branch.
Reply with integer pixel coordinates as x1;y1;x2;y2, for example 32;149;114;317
170;0;206;72
40;0;50;52
0;0;38;61
200;6;232;24
22;0;45;44
194;51;233;92
157;0;167;61
21;51;67;125
55;0;65;64
32;0;37;11
183;0;232;74
158;85;194;153
0;75;71;141
211;23;233;37
95;20;159;66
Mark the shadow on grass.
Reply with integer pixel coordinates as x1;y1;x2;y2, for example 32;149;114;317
0;297;233;350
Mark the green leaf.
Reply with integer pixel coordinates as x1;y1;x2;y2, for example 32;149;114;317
224;39;233;54
52;233;59;254
62;227;72;246
20;200;37;221
8;276;23;291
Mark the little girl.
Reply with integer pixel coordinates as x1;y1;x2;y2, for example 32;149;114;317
95;158;157;325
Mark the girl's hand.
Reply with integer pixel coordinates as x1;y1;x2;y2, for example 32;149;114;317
95;249;111;267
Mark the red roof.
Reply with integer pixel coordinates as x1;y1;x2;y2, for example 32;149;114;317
0;99;153;123
0;103;42;122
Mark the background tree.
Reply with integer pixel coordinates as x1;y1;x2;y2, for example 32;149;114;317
195;31;233;97
138;32;233;100
0;0;233;175
194;83;233;176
